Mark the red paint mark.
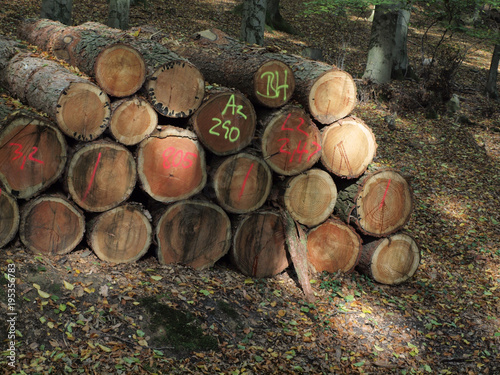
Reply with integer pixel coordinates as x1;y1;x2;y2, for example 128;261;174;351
238;163;254;201
280;113;293;131
332;141;353;176
307;141;321;161
379;179;392;210
252;254;259;277
9;143;44;169
295;118;309;136
163;148;198;169
82;152;102;202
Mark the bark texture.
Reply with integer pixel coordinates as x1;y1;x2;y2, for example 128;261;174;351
0;189;19;248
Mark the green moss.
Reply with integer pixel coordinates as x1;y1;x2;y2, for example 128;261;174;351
140;297;218;353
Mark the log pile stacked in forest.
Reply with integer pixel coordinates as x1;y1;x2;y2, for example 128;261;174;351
0;20;420;287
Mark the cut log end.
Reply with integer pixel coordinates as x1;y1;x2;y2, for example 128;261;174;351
110;96;157;145
357;233;420;285
94;44;147;98
309;70;357;124
19;195;85;256
213;153;272;214
0;189;19;248
232;210;289;278
254;60;295;108
321;117;377;179
284;168;337;227
87;203;152;264
306;219;362;273
191;91;256;155
146;61;205;118
156;200;231;270
56;82;111;142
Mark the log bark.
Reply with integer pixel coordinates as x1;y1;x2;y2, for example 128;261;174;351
356;232;420;285
320;116;377;179
168;29;295;108
211;152;273;214
155;200;231;270
0;189;19;248
87;202;152;264
19;194;85;255
232;209;289;277
336;168;413;237
282;168;337;227
306;218;362;273
0;110;67;199
136;126;206;203
260;104;322;176
189;88;257;155
109;96;157;145
0;43;111;142
66;139;136;212
19;18;147;98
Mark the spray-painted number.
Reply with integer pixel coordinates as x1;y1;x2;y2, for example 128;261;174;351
278;139;321;163
9;143;44;169
162;147;198;169
209;118;240;142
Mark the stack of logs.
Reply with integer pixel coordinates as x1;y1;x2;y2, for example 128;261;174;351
0;19;420;286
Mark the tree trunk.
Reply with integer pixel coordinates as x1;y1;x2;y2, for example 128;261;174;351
170;29;295;109
240;0;267;46
282;168;337;227
19;194;85;255
108;0;130;30
306;218;362;273
0;110;67;199
0;45;111;142
335;168;413;237
109;96;157;146
320;116;378;179
266;0;296;34
231;209;289;277
136;126;207;203
485;44;499;99
356;232;420;285
189;88;257;155
362;3;399;84
40;0;73;25
19;19;147;98
155;200;231;270
211;152;273;214
260;104;322;176
87;202;152;264
391;7;411;79
0;189;19;248
66;139;137;212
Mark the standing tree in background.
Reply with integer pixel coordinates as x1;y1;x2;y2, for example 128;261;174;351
108;0;130;30
41;0;73;25
485;43;499;99
240;0;267;45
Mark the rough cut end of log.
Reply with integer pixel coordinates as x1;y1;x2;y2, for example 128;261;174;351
213;153;272;214
145;61;205;118
137;126;206;203
254;60;295;108
283;168;337;227
321;116;377;179
261;105;322;176
306;219;362;273
354;169;413;237
56;81;111;142
87;203;152;264
0;112;67;199
309;69;357;124
109;96;157;145
232;210;289;278
357;233;420;285
67;140;137;212
19;195;85;255
0;189;19;248
156;200;231;270
190;90;256;155
94;43;147;98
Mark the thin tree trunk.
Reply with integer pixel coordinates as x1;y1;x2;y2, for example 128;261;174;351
108;0;130;30
485;44;499;99
392;7;411;79
41;0;73;25
240;0;267;45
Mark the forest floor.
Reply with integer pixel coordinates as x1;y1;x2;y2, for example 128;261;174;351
0;0;499;374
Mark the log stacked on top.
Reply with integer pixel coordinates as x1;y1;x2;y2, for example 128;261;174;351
0;20;419;286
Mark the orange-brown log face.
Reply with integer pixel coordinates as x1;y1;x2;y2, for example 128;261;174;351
0;124;63;194
263;108;322;175
254;60;295;108
141;137;203;199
